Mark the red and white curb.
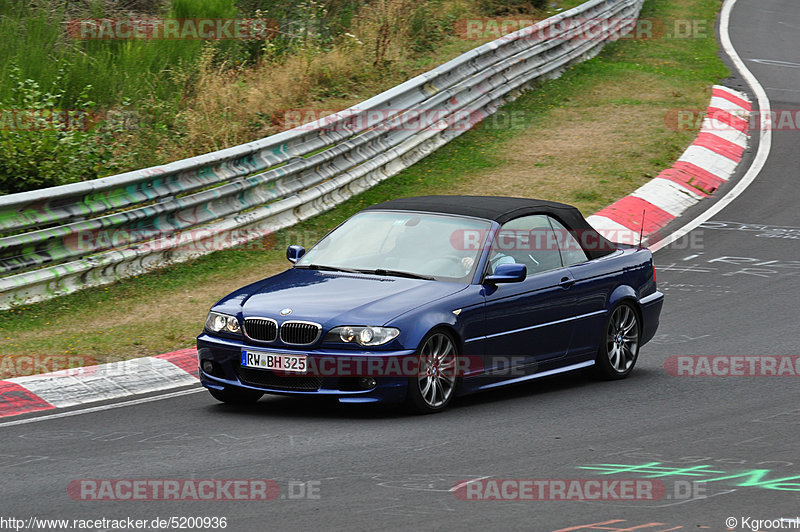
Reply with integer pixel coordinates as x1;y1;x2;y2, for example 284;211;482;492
0;349;198;418
587;85;752;246
0;88;753;420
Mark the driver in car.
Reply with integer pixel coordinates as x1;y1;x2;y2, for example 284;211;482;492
460;252;514;276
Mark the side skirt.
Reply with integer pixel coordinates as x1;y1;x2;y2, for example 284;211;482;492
458;360;595;395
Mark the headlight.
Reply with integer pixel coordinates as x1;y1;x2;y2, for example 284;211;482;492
205;312;242;335
326;326;400;346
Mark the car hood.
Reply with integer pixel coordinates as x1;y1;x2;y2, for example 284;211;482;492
224;268;468;326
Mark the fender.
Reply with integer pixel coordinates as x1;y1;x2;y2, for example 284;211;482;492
607;284;639;311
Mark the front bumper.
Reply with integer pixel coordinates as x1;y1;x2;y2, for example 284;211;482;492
196;333;416;404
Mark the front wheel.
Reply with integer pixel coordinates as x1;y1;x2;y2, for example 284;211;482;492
405;330;459;414
208;387;263;404
594;302;640;380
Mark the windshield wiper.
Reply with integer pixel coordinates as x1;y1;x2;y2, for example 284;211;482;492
294;264;361;274
357;268;434;280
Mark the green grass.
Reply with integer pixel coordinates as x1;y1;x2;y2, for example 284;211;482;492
0;0;729;375
0;0;238;107
0;0;363;107
0;0;491;186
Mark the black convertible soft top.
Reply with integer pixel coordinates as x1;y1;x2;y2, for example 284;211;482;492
365;195;616;260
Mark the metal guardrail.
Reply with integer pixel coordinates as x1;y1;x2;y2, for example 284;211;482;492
0;0;644;308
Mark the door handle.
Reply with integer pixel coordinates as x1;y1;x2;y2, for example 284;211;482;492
558;276;575;288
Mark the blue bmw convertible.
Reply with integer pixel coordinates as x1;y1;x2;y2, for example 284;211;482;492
197;196;663;413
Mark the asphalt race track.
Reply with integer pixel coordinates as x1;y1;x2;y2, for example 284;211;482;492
2;1;798;530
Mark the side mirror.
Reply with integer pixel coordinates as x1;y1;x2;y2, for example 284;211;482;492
485;263;526;283
286;245;306;263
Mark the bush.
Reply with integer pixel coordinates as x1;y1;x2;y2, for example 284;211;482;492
408;5;449;55
477;0;547;16
0;66;123;195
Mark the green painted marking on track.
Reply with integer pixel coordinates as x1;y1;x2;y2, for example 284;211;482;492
579;462;800;492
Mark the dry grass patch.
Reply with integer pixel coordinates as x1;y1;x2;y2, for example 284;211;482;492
580;70;685;103
454;73;705;214
457;105;646;204
152;0;494;160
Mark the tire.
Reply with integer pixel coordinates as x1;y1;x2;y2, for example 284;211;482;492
594;302;640;380
208;387;263;404
405;330;459;414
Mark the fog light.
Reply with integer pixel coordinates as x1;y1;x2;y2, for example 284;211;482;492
201;359;215;375
358;377;376;389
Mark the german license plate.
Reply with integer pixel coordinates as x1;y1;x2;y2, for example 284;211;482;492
241;350;307;373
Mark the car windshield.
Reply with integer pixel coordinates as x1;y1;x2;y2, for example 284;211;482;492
295;210;492;282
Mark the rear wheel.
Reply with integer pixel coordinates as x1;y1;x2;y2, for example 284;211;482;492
405;330;459;414
594;302;640;379
208;388;263;404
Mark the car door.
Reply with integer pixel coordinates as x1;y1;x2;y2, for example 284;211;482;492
482;215;577;374
548;217;612;360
